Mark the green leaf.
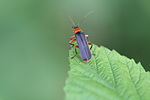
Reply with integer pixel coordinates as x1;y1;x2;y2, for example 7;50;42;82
64;45;150;100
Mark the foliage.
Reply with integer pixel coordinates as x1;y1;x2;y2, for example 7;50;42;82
64;45;150;100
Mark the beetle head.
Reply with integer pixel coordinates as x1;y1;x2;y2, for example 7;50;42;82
72;25;83;34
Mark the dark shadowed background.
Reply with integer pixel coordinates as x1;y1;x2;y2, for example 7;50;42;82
0;0;150;100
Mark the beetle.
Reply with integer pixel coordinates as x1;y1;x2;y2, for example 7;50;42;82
69;25;93;62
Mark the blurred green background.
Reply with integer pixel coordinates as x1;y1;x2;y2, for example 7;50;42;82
0;0;150;100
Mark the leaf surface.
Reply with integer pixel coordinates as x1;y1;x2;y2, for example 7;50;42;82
64;45;150;100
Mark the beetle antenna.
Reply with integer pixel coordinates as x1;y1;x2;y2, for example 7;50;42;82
69;16;76;26
78;11;95;26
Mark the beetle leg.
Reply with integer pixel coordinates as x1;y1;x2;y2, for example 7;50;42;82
70;35;76;39
85;34;89;39
69;43;74;49
92;53;96;56
85;35;88;37
75;45;79;48
69;39;76;44
70;48;77;59
88;42;92;45
90;44;93;50
87;42;93;50
88;42;95;56
69;39;76;49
